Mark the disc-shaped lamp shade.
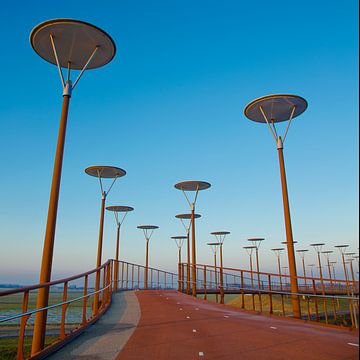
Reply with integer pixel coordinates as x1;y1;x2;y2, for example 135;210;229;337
30;19;116;69
334;245;349;248
244;94;308;123
248;238;265;242
211;231;230;235
85;166;126;178
296;249;308;253
171;236;187;240
137;225;159;230
106;205;134;212
175;213;201;219
310;243;325;247
322;251;334;254
243;245;257;249
281;241;298;244
174;180;211;191
272;248;285;251
208;242;221;246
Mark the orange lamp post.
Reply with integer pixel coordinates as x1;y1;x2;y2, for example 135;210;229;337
171;236;187;291
296;249;309;289
210;232;230;304
106;206;134;291
175;213;201;295
248;238;264;311
85;166;126;314
137;225;159;289
244;94;308;319
271;248;285;291
30;19;116;354
175;181;211;297
208;242;221;303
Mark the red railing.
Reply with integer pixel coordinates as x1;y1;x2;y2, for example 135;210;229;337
179;262;359;328
0;260;177;360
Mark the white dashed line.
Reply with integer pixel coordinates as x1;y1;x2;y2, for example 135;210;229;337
224;315;229;318
270;326;277;330
177;302;181;304
166;297;169;300
179;308;183;311
348;343;359;347
193;329;197;333
199;351;204;356
186;316;191;319
195;308;199;310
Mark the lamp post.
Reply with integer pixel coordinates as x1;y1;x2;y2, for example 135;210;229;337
322;250;337;319
137;225;159;289
296;249;309;289
243;245;257;310
244;94;308;319
30;19;116;354
248;238;264;312
171;236;187;291
310;243;328;321
106;206;134;291
271;248;285;290
174;181;211;297
85;166;126;313
308;264;316;278
208;242;221;303
210;231;230;304
175;213;201;295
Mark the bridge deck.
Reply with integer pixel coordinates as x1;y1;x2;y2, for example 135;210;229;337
116;290;358;360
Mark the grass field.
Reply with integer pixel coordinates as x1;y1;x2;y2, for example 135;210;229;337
197;293;357;327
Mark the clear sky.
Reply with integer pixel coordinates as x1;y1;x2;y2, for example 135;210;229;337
0;0;358;284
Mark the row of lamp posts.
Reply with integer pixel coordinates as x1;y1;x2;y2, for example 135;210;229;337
30;15;351;354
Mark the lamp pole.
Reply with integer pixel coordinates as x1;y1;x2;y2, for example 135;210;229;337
244;94;308;319
30;19;116;354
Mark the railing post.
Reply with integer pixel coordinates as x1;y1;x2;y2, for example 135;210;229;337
17;290;30;360
268;274;273;314
312;279;319;322
60;281;68;340
82;275;88;325
132;264;134;289
126;263;129;290
121;262;125;289
204;265;207;300
240;270;245;309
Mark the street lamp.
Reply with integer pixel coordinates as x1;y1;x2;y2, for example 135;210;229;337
248;238;264;312
243;245;257;311
137;225;159;289
85;166;126;313
171;236;187;291
271;247;286;315
210;231;230;304
174;181;211;296
175;213;201;295
207;242;221;303
30;18;116;353
106;205;134;291
244;94;308;319
296;249;309;289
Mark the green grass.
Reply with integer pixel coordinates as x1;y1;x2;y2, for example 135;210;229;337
198;293;357;327
0;336;57;360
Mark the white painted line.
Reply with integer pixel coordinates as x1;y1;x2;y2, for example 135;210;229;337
270;326;277;330
166;297;169;299
195;307;199;310
192;329;197;333
224;315;229;318
199;352;204;356
177;302;180;304
186;316;191;319
179;308;183;310
348;343;359;347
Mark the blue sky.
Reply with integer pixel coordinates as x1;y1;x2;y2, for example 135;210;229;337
0;0;358;284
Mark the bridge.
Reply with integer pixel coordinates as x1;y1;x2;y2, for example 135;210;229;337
0;259;358;359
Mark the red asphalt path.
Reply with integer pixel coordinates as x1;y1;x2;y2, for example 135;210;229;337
116;290;359;360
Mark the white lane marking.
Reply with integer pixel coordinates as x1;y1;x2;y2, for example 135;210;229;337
193;329;197;333
186;316;191;319
177;302;181;304
270;326;277;330
179;308;183;310
199;352;204;356
224;315;229;318
166;297;169;299
348;343;359;347
195;307;199;310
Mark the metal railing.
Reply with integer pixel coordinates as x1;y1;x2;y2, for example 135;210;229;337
179;262;359;328
0;260;177;360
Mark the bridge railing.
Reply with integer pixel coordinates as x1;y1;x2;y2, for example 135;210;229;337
179;262;359;328
0;259;177;360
